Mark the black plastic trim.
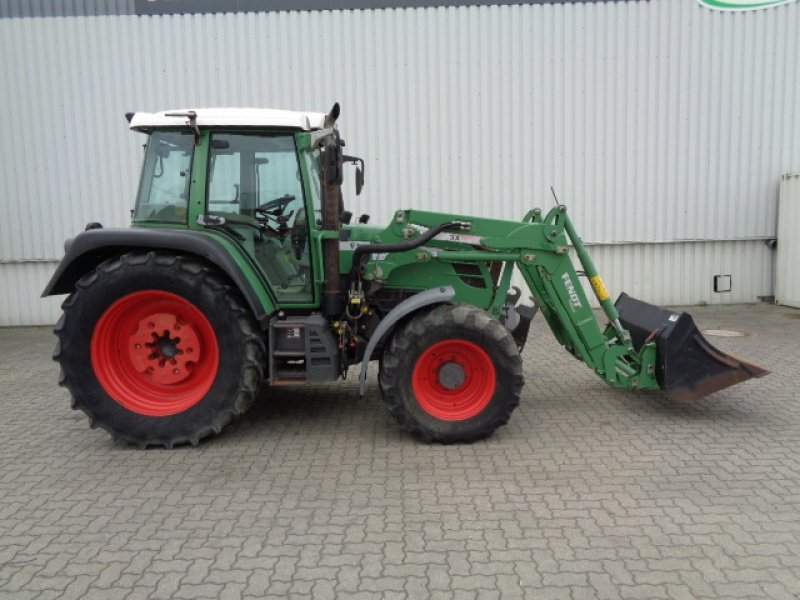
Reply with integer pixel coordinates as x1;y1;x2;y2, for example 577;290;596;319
42;228;272;327
0;0;636;19
136;0;633;15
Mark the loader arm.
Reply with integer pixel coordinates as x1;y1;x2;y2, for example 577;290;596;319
483;205;660;393
357;204;766;401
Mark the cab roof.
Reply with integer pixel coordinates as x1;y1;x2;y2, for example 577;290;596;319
128;108;328;132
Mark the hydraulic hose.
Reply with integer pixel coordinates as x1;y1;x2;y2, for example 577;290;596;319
350;221;463;278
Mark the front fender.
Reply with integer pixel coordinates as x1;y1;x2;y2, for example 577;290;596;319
42;228;276;327
358;286;456;396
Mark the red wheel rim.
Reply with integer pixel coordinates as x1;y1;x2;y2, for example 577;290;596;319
90;291;219;417
412;339;496;421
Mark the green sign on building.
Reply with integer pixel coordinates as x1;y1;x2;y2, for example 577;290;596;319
698;0;797;10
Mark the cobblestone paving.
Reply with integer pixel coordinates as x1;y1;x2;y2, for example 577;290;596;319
0;303;798;599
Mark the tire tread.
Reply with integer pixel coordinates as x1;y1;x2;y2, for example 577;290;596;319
379;304;524;443
54;251;265;449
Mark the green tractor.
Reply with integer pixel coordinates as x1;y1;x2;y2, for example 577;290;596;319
44;104;768;448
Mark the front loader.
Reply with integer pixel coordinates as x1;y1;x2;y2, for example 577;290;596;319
43;104;768;448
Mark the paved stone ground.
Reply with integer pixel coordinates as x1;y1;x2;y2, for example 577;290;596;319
0;303;798;599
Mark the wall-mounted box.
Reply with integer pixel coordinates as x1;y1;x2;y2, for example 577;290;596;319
714;275;732;293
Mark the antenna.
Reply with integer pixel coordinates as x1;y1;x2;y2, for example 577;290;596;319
550;186;560;207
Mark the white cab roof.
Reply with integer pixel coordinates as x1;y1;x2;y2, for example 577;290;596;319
128;108;328;131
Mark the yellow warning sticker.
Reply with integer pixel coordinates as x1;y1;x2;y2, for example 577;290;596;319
590;275;610;302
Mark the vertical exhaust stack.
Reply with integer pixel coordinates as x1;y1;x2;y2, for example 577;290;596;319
321;103;343;316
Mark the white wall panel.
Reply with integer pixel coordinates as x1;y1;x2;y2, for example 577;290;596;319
776;174;800;308
505;238;773;314
0;262;63;326
573;239;774;308
0;1;798;324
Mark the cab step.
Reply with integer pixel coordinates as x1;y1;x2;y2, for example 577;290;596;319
268;315;340;385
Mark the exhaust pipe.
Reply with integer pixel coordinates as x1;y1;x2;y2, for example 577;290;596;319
615;293;769;402
321;103;343;316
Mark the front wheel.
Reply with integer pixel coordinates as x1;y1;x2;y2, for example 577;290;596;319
54;252;265;448
379;304;524;443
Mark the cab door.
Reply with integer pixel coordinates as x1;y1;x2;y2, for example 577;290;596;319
206;133;314;304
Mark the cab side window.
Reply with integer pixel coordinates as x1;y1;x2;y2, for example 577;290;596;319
207;134;312;303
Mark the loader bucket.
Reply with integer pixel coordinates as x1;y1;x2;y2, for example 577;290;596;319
614;293;769;402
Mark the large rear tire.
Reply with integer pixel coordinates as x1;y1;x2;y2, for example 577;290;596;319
379;304;524;443
53;252;265;448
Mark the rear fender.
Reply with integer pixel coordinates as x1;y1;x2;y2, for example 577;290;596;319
42;228;276;328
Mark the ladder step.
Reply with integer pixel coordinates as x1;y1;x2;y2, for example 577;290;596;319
271;378;308;386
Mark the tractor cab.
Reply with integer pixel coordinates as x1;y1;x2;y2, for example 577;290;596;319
128;107;346;305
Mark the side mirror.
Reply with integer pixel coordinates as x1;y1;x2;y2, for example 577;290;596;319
355;167;364;196
343;155;365;196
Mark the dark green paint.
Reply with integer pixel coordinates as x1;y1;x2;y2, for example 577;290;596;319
129;127;660;394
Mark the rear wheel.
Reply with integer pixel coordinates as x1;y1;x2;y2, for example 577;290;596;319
54;252;265;448
379;304;524;443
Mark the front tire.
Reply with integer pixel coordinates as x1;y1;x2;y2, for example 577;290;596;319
53;252;265;448
379;304;524;443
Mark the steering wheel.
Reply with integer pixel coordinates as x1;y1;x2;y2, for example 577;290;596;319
255;194;295;217
291;208;308;260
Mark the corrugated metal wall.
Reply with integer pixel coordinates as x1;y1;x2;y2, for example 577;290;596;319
0;0;134;18
1;1;798;325
776;173;800;308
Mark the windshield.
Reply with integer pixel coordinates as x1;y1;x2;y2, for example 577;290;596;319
133;131;194;223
